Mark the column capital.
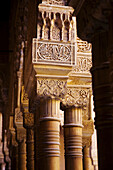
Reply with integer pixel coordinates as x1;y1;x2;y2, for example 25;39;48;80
61;86;92;120
16;128;26;143
15;107;23;126
21;86;29;112
37;77;67;99
24;113;34;128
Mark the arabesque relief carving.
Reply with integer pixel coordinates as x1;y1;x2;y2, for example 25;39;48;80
38;42;71;61
74;56;92;73
62;87;91;119
37;78;67;98
32;40;74;64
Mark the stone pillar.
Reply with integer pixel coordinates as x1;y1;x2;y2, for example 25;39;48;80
83;147;94;170
11;146;18;170
21;86;35;170
38;98;60;170
18;138;26;170
24;113;34;170
91;31;113;170
4;130;11;170
26;128;34;170
9;116;18;170
64;107;83;170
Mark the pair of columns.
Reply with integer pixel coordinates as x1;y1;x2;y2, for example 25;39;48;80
35;98;83;170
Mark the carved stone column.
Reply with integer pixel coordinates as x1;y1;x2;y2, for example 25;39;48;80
11;145;18;170
3;130;11;170
21;86;35;170
15;108;26;170
64;106;83;170
8;116;18;170
18;138;26;170
38;98;61;170
24;113;34;170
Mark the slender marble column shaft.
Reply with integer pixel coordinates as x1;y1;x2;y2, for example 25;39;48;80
64;107;83;170
26;128;34;170
38;98;60;170
18;139;26;170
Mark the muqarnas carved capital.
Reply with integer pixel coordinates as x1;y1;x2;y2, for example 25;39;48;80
24;113;34;128
37;78;67;98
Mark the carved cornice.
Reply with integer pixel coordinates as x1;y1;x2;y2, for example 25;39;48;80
37;78;67;99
